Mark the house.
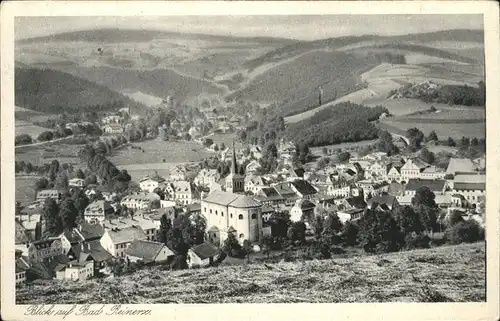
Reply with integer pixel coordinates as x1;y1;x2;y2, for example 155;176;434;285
68;240;113;273
419;166;446;180
245;160;262;175
244;175;271;194
336;196;367;212
337;208;365;223
452;182;486;206
103;123;123;135
272;182;299;206
172;181;194;205
359;180;390;200
16;265;27;284
58;222;104;254
290;199;316;223
55;253;94;281
365;162;388;180
120;192;161;210
187;242;220;268
194;169;218;188
254;187;285;208
36;189;63;204
84;200;115;223
139;176;166;193
28;238;63;263
68;178;85;188
290;180;318;200
185;203;202;216
125;240;175;264
170;167;186;181
102;215;158;241
327;180;351;198
278;141;296;158
387;165;402;182
404;179;446;196
446;158;475;175
367;195;399;213
100;226;148;258
400;158;429;182
101;115;121;124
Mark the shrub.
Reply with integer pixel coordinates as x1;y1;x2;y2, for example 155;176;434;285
445;220;484;244
405;234;431;250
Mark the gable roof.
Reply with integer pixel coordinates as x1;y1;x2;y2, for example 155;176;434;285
190;242;219;260
446;158;475;174
453;182;486;191
291;180;317;196
273;182;297;198
125;240;175;261
294;199;316;210
405;179;446;192
344;197;367;209
71;240;113;262
259;187;285;201
106;226;147;244
367;195;397;209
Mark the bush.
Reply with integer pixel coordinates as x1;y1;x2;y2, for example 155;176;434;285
15;134;33;146
405;234;431;250
445;220;484;244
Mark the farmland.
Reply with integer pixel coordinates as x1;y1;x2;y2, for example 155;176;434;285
16;242;485;303
15;177;40;205
15;142;84;167
378;120;485;139
15;120;50;137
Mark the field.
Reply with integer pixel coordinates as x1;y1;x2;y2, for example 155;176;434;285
15;120;50;137
16;242;485;303
378;120;485;139
15;177;39;205
109;140;214;166
15;142;83;167
309;139;378;156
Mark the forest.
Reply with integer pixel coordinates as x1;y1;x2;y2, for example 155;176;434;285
285;102;389;147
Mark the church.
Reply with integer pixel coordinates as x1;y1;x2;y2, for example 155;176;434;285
202;142;263;246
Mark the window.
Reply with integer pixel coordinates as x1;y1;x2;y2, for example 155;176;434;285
204;207;206;212
238;214;244;220
215;210;218;215
230;213;233;218
210;209;212;214
251;214;257;219
221;212;224;217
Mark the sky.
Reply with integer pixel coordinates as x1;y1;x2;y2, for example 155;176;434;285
15;15;483;41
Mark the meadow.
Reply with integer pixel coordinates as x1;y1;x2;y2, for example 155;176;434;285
16;242;485;303
15;120;50;137
15;176;39;205
15;142;83;167
378;120;485;139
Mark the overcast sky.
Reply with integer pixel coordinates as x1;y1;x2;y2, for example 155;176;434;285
15;15;483;41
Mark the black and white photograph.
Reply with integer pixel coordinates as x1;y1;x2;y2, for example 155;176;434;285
1;1;499;319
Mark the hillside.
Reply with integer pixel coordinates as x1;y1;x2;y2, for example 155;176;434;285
15;67;150;114
17;28;299;46
244;29;483;72
16;242;485;303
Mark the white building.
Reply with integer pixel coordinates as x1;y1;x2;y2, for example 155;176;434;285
187;242;220;269
28;238;63;263
172;181;194;205
139;176;166;193
120;193;161;210
194;169;218;188
103;123;123;135
68;178;85;188
55;255;94;281
84;200;114;223
100;226;148;258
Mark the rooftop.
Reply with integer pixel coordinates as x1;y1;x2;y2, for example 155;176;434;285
453;182;486;191
447;158;475;174
203;191;262;208
106;226;147;244
190;242;219;260
405;179;446;192
125;240;175;261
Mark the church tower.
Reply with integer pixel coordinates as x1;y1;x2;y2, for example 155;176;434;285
225;140;245;194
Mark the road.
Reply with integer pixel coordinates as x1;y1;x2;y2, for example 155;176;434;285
15;135;76;149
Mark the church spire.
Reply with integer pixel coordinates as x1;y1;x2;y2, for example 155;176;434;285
231;139;237;175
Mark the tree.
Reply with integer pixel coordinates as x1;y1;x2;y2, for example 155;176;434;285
287;221;306;244
448;210;464;226
15;134;33;146
35;177;49;191
447;137;456;147
406;127;425;150
55;172;69;191
427;130;438;142
420;148;435;165
223;232;242;257
341;221;359;246
377;130;399;156
85;174;98;186
322;147;328;155
337;151;351;163
412;186;437;208
357;209;404;253
412;187;439;232
37;131;54;142
394;205;424;235
75;169;85;179
59;197;78;230
42;198;62;236
158;215;172;245
312;214;324;240
446;220;484;244
71;188;89;216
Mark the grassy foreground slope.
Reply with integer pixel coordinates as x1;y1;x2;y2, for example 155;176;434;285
17;242;485;304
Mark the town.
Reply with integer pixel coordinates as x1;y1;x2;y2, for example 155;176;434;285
14;100;486;286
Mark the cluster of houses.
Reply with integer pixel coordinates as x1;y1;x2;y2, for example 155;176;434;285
14;138;486;284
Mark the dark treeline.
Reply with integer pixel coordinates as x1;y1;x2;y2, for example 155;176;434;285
285;102;389;147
